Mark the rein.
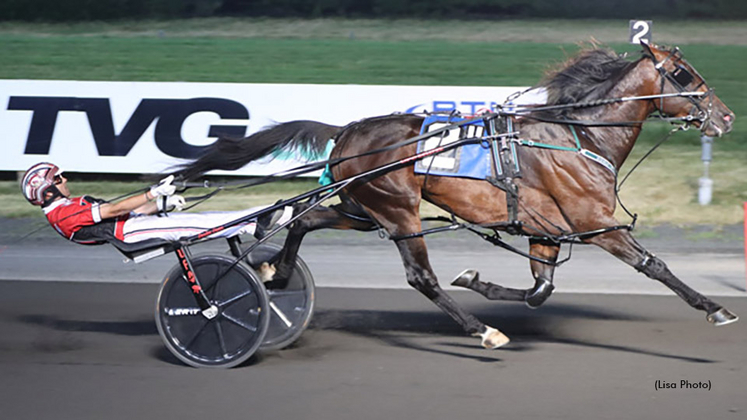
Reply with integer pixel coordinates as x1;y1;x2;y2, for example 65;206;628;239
108;89;707;250
74;50;716;263
389;80;715;257
131;83;710;210
176;113;494;203
491;90;710;179
508;91;707;127
180;89;703;203
645;45;716;133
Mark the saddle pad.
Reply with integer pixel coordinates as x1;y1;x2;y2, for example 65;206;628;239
414;115;493;180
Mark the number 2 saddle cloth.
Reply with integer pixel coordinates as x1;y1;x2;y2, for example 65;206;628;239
414;114;494;180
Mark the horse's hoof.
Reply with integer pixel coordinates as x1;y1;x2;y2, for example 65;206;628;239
258;262;276;283
473;326;510;349
525;279;555;309
707;308;739;326
254;205;293;239
451;269;479;288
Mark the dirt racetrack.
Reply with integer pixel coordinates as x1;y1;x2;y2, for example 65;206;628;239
1;282;746;420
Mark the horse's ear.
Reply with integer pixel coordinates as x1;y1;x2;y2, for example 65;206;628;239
640;40;656;57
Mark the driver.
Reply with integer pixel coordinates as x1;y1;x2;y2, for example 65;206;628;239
21;162;292;245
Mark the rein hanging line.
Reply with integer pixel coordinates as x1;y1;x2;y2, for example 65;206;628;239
31;88;703;253
177;88;705;201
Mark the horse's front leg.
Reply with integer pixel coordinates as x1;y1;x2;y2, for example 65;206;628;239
451;240;560;308
588;227;738;325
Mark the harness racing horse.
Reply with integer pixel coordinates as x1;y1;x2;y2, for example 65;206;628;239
177;44;737;349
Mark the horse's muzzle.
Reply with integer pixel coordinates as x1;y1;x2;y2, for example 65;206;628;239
703;110;735;137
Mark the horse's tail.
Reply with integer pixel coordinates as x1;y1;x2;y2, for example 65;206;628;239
175;120;342;180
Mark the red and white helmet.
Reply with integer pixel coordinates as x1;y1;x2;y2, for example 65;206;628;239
21;162;63;206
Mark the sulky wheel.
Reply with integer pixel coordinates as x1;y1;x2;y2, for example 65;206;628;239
155;255;270;368
239;242;315;351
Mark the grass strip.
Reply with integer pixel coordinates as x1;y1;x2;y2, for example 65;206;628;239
1;19;745;225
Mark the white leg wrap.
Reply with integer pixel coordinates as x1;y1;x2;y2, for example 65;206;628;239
276;206;294;226
258;262;276;283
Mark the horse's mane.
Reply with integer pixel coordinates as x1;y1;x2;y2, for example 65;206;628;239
538;47;641;115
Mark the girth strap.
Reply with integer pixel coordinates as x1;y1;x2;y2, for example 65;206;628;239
484;114;523;234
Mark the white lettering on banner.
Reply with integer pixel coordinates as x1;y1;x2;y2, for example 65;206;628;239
0;80;526;175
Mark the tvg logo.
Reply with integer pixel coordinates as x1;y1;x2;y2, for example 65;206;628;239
8;96;249;159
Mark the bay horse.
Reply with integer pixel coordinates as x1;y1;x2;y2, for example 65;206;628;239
177;43;737;349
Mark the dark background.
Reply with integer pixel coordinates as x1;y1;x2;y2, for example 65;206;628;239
1;0;746;21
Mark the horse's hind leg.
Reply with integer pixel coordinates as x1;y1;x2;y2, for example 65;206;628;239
589;228;738;326
452;240;560;308
354;193;508;348
264;202;375;287
526;241;560;307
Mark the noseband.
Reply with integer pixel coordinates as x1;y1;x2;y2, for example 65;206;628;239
645;46;715;133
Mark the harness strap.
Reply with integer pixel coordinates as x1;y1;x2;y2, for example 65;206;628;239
514;125;617;175
579;149;617;174
484;114;523;233
569;125;617;175
389;217;632;266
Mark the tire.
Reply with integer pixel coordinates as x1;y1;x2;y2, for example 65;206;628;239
239;242;315;351
155;255;270;368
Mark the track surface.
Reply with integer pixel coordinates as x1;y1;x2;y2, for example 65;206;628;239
1;219;745;296
1;283;746;420
1;220;746;419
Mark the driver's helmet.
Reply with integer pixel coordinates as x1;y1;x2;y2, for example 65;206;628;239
21;162;63;206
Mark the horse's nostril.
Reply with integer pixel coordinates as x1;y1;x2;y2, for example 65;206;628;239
723;114;733;122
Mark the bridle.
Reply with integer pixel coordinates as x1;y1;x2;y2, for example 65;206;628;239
643;44;716;134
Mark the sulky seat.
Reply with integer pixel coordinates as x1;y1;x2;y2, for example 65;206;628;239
108;237;177;263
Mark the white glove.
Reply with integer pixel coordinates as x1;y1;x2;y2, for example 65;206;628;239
149;175;176;198
157;194;186;212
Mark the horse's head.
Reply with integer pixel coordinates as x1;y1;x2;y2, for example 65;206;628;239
642;43;735;137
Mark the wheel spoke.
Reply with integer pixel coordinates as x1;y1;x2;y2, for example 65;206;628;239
211;268;222;302
269;301;293;329
266;290;306;298
201;262;221;297
214;320;228;357
221;312;258;332
182;318;210;350
217;288;253;308
203;264;236;298
267;290;307;314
